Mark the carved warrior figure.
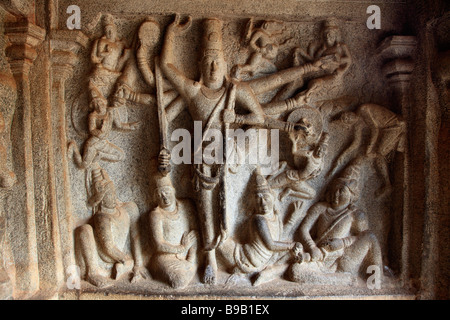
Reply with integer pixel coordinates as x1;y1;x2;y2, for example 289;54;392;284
149;174;199;289
75;164;148;288
293;161;383;283
68;91;139;170
273;19;352;103
330;103;406;196
232;19;288;80
160;15;339;284
269;132;329;201
217;169;306;286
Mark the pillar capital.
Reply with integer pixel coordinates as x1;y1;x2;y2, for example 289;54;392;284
4;20;45;78
50;30;89;83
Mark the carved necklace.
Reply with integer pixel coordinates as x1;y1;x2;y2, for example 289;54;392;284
200;85;226;100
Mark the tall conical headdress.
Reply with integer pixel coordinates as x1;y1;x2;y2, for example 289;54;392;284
334;159;361;197
155;173;173;189
203;18;224;57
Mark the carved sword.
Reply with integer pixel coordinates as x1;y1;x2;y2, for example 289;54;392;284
155;56;171;176
220;82;237;239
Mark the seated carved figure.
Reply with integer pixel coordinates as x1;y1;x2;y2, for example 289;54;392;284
217;169;305;285
149;174;199;289
292;162;383;284
75;164;148;288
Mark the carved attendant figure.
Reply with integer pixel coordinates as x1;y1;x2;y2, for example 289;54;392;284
233;19;288;79
270;132;329;200
68;93;139;170
273;19;351;103
217;169;305;285
149;175;199;289
75;165;148;287
298;162;383;283
89;14;131;102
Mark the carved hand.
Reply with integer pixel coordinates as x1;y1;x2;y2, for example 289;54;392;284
322;238;345;252
181;230;198;250
167;14;192;36
293;200;303;212
223;109;236;124
310;246;324;262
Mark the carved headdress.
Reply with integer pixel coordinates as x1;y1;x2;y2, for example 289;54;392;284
155;173;173;189
104;14;115;27
203;18;224;58
255;167;271;194
333;159;362;200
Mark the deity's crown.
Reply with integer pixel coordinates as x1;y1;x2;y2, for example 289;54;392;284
323;18;340;31
155;174;173;189
335;160;362;196
203;18;224;57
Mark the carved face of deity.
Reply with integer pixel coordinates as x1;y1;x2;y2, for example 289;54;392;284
256;191;275;215
329;184;353;210
156;186;176;210
201;51;227;90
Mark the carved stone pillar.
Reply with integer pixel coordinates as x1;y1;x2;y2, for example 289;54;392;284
49;29;88;285
377;35;417;286
4;19;45;298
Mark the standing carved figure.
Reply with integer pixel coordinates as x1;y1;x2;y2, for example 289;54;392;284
75;164;149;288
294;162;383;283
330;103;406;196
89;14;131;103
149;174;199;289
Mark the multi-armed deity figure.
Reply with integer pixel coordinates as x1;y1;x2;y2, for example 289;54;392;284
159;14;341;284
149;174;199;289
75;164;148;288
293;161;383;284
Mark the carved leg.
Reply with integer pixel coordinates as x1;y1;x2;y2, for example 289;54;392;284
374;156;392;197
76;225;112;288
337;231;383;282
197;175;218;284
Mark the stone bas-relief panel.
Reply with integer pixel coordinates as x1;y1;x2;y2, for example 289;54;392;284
61;10;411;297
